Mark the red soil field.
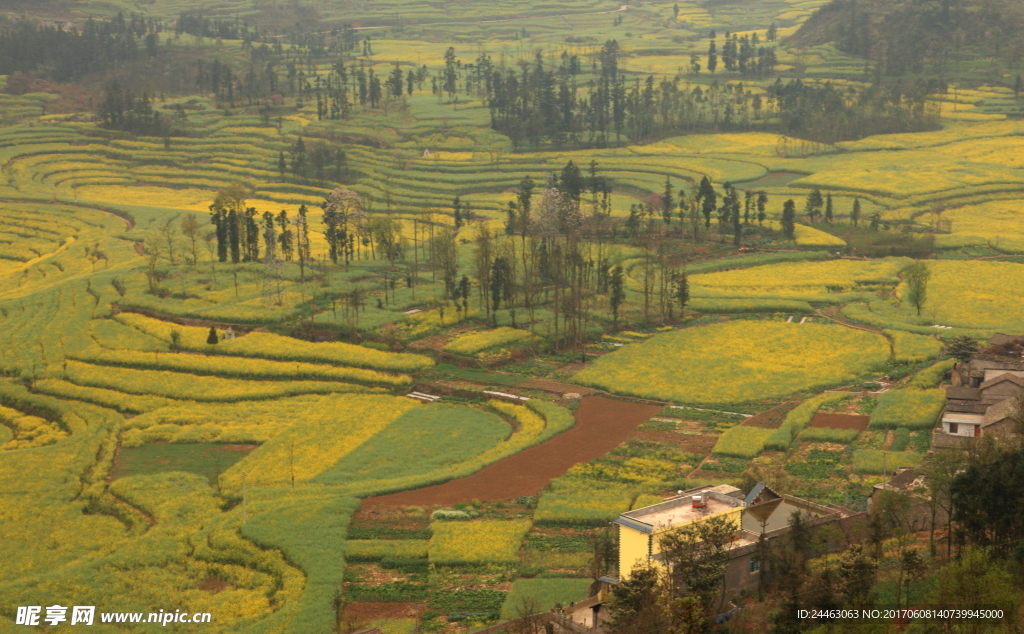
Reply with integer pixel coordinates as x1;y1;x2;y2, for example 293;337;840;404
808;413;870;431
361;396;661;507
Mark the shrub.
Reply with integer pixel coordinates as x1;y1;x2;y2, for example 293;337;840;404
869;389;945;430
428;520;531;565
852;449;924;475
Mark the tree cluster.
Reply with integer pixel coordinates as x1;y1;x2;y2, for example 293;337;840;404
96;81;170;136
0;13;161;82
794;0;1024;77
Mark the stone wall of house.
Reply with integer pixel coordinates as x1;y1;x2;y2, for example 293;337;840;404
932;429;974;449
980;381;1021;403
986;419;1019;437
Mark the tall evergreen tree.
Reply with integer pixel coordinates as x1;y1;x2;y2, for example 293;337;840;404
757;190;768;224
262;212;277;261
560;160;584;207
851;198;862;227
505;202;518;236
453;195;463;229
660;176;675;226
517;176;535;237
443;46;458;102
697;176;717;228
277;211;294;262
674;270;689;313
211;205;229;262
609;264;625;329
825;192;834;223
707;40;718;74
228;208;240;263
805;188;824;222
389;63;404;97
782;199;796;239
296;204;311;280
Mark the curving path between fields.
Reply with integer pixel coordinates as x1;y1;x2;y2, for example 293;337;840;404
361;395;661;507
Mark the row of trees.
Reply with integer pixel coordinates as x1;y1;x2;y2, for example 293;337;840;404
204;184;410;280
479;40;940;148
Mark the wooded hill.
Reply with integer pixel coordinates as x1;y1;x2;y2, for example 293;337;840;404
791;0;1024;79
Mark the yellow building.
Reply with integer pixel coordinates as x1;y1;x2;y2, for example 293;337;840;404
614;484;747;580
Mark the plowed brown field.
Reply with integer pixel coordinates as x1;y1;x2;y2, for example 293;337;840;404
361;396;661;507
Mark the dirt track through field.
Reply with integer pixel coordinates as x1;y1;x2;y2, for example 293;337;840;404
361;396;661;507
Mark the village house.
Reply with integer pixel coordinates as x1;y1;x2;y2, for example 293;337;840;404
937;333;1024;447
867;466;950;529
567;484;859;628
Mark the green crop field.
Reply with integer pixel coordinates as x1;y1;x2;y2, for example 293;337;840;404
3;0;1024;629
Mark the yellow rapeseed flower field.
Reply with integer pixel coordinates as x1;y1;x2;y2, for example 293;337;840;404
64;360;378;401
442;327;538;357
793;223;847;247
115;313;433;373
72;345;411;388
0;404;67;450
219;394;418;491
574;321;890;404
122;395;324;444
428;519;531;565
936;199;1024;253
884;330;943;363
690;257;909;295
902;260;1024;330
